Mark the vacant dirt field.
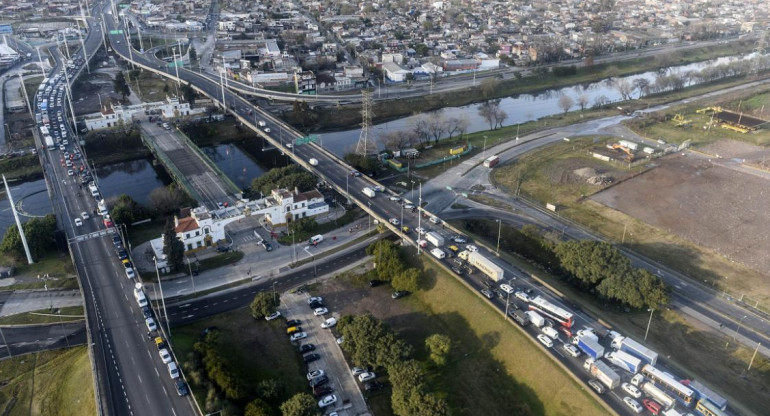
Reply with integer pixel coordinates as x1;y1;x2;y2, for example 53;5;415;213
592;144;770;277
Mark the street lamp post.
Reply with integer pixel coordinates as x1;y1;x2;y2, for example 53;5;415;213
186;257;196;295
0;327;12;358
644;308;654;341
504;290;511;320
153;257;171;336
496;219;502;256
733;315;748;342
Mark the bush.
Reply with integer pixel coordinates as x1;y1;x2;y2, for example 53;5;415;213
0;214;57;261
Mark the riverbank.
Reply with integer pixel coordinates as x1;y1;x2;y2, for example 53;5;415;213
287;41;756;131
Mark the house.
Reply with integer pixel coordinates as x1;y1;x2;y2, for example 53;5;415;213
83;97;206;131
383;61;410;82
172;206;224;251
294;70;317;94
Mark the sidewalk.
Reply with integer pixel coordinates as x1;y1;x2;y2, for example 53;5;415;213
0;290;83;317
142;216;378;300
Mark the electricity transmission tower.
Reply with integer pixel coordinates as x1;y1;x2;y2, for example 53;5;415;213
355;90;376;156
754;27;768;77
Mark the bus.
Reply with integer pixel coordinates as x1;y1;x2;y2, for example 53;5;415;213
528;296;575;328
641;365;696;407
694;399;727;416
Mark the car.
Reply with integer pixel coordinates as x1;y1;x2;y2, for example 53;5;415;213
266;311;281;321
321;317;337;328
299;344;316;354
499;284;515;294
145;317;157;332
263;127;271;133
447;245;459;253
588;379;605;394
313;307;329;316
117;250;129;260
349;170;361;177
309;301;324;309
389;196;401;202
302;352;321;364
480;289;494;299
451;266;464;275
103;218;114;228
167;361;179;379
307;369;325;380
216;245;231;253
358;372;376;382
175;379;189;396
67;169;74;176
287;326;302;335
307;296;323;305
415;227;426;235
155;337;166;350
623;397;643;413
125;267;135;279
81;211;89;219
465;244;479;252
74;218;83;227
642;399;662;415
336;336;344;345
286;319;301;327
365;381;384;392
403;203;415;210
537;334;553;348
309;374;328;388
621;382;642;399
351;367;366;376
452;236;467;244
290;332;307;342
318;394;337;408
562;343;580;358
159;348;172;364
312;385;334;398
263;242;273;251
514;291;531;302
391;291;409;299
388;218;400;225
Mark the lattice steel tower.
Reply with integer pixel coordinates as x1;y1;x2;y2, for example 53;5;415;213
754;26;768;77
355;90;377;156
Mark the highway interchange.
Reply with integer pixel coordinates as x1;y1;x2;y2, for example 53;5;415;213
11;2;767;415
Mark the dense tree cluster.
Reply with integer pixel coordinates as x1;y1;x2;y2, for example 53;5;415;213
250;292;281;320
338;314;412;369
279;393;320;416
109;194;147;226
366;240;422;292
0;214;57;261
390;360;449;416
250;165;317;196
162;220;185;271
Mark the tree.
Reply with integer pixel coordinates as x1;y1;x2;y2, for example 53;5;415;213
635;269;670;308
110;194;145;226
391;267;420;292
162;220;185;271
250;292;281;319
149;184;191;215
279;393;320;416
389;360;449;416
480;77;501;98
614;79;633;100
366;240;404;282
338;314;412;368
633;78;650;98
188;45;197;62
113;72;130;101
478;99;501;130
577;94;589;111
558;94;574;114
181;82;196;105
244;398;272;416
256;378;284;404
554;240;632;288
425;334;451;366
250;166;318;196
493;107;508;129
0;214;57;261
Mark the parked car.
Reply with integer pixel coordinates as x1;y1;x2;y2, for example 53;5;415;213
623;397;643;414
321;318;337;329
265;311;281;321
159;349;172;364
313;307;329;316
307;370;325;380
480;289;494;299
365;381;384;392
216;246;231;253
167;362;179;379
391;291;409;299
175;380;189;396
290;332;307;342
286;319;301;327
351;367;366;376
307;296;324;304
312;385;334;398
309;375;328;388
358;372;376;382
562;344;581;358
304;353;321;363
299;344;315;354
318;394;337;408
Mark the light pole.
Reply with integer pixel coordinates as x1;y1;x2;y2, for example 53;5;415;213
272;280;277;304
733;315;748;342
496;219;502;256
186;256;196;295
504;290;511;320
153;257;171;336
644;308;654;341
0;327;12;358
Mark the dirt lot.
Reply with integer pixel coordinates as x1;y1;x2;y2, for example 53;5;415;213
592;146;770;287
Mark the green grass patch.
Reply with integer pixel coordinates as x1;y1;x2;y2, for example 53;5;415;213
127;219;168;247
0;154;42;182
130;70;172;103
0;347;96;416
1;251;76;282
0;306;84;326
171;309;308;413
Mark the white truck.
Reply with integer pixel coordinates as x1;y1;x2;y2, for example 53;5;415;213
525;310;545;328
583;358;621;390
362;187;376;198
606;350;642;373
425;231;444;247
611;334;658;366
458;250;504;281
44;135;55;150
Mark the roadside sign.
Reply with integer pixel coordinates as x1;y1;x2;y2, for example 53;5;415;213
0;25;12;35
295;135;318;146
108;29;124;35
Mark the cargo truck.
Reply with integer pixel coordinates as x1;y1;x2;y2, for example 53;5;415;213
44;135;55;150
483;155;499;168
574;336;605;360
458;250;504;281
525;310;545;328
425;232;444;248
641;382;675;409
583;359;620;390
362;187;376;198
511;310;529;326
606;350;642;373
611;335;658;366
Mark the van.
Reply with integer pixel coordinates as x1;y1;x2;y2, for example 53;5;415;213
541;326;559;341
134;289;148;308
309;235;323;245
429;216;441;225
430;248;446;259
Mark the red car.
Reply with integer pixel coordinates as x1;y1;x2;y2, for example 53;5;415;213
103;218;114;228
642;399;661;415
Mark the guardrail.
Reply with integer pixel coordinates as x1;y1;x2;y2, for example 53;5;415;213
139;128;204;202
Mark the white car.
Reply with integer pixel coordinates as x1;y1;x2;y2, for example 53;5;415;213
621;382;642;399
389;196;401;202
388;218;400;226
562;343;580;358
358;372;376;382
318;394;337;408
81;211;90;219
452;236;467;244
465;244;479;252
313;307;329;316
290;332;307;342
499;284;515;294
159;348;172;364
623;397;642;414
351;367;366;376
321;317;337;329
336;336;344;345
537;334;553;348
125;267;136;279
145;317;157;332
74;218;83;227
415;227;426;235
307;369;325;380
514;292;531;302
403;203;415;210
265;311;281;321
167;362;179;379
307;296;323;305
67;169;74;176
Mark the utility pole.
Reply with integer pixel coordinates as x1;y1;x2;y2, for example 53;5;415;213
36;46;45;76
644;308;654;341
153;257;171;336
417;182;422;255
18;73;35;122
3;175;34;264
496;219;502;255
77;2;90;73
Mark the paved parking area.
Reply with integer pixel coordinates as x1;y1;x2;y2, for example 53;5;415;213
282;291;370;416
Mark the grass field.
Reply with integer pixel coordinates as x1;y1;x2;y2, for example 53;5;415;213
0;306;84;326
453;219;770;416
130;70;172;103
0;251;78;290
0;347;95;416
171;310;308;413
